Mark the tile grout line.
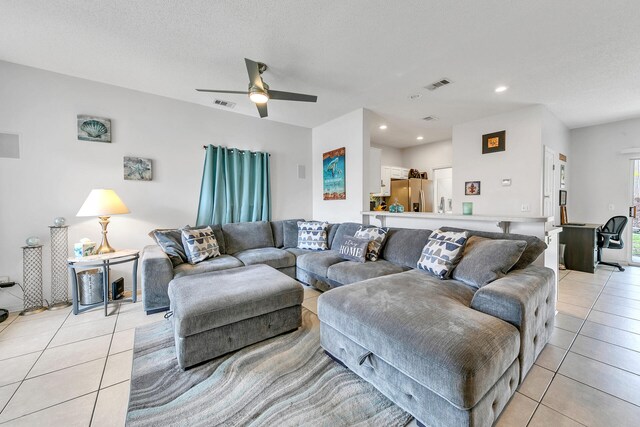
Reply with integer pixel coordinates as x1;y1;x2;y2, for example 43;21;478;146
89;303;121;427
0;391;98;425
524;269;612;427
0;309;73;416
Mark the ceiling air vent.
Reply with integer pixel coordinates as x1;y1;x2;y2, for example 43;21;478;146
424;78;452;91
213;99;236;109
422;116;439;122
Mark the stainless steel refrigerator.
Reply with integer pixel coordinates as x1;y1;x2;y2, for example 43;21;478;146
389;179;434;212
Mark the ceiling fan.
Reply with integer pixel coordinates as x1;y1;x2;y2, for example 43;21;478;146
196;58;318;118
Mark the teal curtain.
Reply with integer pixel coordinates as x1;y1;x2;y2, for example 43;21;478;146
196;145;271;225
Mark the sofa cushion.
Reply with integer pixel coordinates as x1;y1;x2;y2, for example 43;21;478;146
222;221;274;254
297;221;329;250
453;237;527;289
318;269;520;409
151;229;187;267
336;236;369;263
381;228;432;268
173;255;243;279
327;259;408;285
354;226;389;261
297;250;345;277
417;229;468;279
440;227;546;270
284;247;313;257
233;247;296;269
181;227;221;264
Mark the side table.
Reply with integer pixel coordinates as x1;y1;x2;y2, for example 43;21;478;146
68;249;139;316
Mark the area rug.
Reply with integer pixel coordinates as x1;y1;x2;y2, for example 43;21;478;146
126;308;412;427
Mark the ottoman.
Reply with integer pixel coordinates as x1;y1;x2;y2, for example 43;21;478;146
168;264;304;369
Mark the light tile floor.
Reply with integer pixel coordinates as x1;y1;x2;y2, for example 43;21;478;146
0;267;638;426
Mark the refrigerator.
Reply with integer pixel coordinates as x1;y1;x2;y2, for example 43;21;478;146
389;179;434;212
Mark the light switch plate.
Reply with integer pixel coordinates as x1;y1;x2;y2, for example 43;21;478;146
502;179;512;186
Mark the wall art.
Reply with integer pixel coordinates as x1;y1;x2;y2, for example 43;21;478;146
482;130;505;154
124;156;152;181
77;115;111;142
465;181;481;195
323;147;346;200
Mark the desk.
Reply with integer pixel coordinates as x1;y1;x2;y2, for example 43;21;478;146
68;249;139;316
558;224;599;273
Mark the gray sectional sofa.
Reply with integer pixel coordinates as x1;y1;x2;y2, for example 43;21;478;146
141;219;556;427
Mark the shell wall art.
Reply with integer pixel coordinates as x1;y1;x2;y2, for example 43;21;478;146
77;115;111;142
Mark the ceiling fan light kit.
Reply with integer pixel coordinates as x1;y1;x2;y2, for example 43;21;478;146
196;58;318;118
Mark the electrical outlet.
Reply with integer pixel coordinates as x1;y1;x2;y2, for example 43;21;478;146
521;204;531;212
0;276;9;283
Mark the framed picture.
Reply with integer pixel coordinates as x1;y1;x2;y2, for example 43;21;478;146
124;156;152;181
559;190;567;206
323;147;346;200
560;163;566;189
482;130;505;154
77;115;111;143
465;181;481;195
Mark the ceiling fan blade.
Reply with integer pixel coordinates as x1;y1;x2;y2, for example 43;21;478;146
245;58;264;90
268;90;318;103
196;89;249;94
256;103;268;118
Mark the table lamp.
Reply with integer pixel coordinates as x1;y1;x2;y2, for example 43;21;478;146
77;189;130;254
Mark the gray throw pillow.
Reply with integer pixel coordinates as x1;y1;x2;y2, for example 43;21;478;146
150;228;188;267
337;237;370;263
181;227;221;264
440;226;546;270
452;236;527;289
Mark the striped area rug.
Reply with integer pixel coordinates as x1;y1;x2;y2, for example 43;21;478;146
126;308;412;427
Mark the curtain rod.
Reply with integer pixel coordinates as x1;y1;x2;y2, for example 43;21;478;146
202;145;270;156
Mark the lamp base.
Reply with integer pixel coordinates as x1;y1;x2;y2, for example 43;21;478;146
96;216;116;254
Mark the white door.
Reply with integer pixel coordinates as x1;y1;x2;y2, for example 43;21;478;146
433;167;453;213
543;146;555;218
631;159;640;265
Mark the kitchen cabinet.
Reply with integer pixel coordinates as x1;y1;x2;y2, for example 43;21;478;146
380;166;392;196
401;168;409;179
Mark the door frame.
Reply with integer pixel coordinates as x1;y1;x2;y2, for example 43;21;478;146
630;158;640;266
543;146;556;219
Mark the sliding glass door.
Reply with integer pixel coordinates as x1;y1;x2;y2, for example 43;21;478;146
632;159;640;265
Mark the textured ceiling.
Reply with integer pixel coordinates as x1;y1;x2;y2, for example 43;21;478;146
1;0;640;147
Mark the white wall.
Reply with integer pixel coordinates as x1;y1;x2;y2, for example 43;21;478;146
570;117;640;263
0;61;312;312
452;106;544;215
402;139;453;179
312;108;370;222
371;143;403;167
541;108;571;222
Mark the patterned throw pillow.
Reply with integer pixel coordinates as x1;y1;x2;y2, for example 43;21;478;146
181;226;221;264
354;226;389;261
338;237;370;263
417;229;469;279
297;221;329;251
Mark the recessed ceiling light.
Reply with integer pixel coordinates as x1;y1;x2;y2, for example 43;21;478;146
416;136;424;140
408;94;422;100
379;125;388;130
495;86;508;93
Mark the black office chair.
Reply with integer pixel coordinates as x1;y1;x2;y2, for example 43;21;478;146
597;216;628;271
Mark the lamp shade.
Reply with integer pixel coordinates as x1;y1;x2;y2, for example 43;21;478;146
76;189;130;217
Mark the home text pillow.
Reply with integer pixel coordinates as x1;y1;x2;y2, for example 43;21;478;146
181;226;221;264
354;226;389;261
149;228;188;267
338;237;370;263
452;236;527;289
297;221;329;250
417;229;469;279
